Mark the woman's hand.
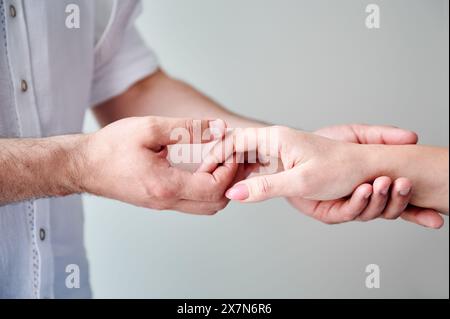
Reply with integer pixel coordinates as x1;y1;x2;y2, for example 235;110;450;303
289;124;443;228
203;126;370;201
199;125;444;227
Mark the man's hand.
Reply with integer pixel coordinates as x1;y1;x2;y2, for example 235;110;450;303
81;116;237;214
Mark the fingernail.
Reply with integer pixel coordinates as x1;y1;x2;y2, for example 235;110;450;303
417;215;435;228
209;119;225;139
225;184;249;200
416;214;443;229
399;187;411;196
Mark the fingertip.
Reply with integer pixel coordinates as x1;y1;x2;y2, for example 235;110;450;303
225;183;249;201
208;119;227;140
383;127;418;145
396;129;419;145
419;211;445;229
373;176;391;195
357;183;373;199
408;131;419;144
429;217;445;229
401;209;445;229
341;184;373;220
394;177;412;196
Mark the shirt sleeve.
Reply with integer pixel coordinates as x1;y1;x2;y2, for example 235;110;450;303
90;0;158;106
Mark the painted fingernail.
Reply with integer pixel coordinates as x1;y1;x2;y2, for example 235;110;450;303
225;184;249;200
399;187;411;196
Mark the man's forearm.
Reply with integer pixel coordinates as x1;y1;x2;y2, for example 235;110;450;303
93;70;267;128
362;144;449;213
0;135;87;205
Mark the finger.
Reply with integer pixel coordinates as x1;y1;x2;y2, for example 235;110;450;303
326;184;373;223
229;162;257;186
357;176;392;221
198;127;280;173
382;177;412;220
169;198;230;215
166;159;239;202
225;170;304;202
210;156;241;189
350;124;418;145
196;131;234;173
400;207;445;229
146;117;227;149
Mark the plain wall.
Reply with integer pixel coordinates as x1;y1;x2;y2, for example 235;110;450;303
83;0;449;298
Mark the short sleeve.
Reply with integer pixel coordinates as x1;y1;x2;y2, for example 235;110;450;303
90;0;158;106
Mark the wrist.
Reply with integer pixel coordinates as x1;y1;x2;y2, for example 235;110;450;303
51;134;91;196
344;143;391;183
356;144;393;180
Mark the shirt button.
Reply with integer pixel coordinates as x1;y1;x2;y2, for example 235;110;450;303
39;228;46;241
21;80;28;92
9;5;16;18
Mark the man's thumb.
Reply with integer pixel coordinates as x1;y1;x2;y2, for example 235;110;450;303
146;117;226;148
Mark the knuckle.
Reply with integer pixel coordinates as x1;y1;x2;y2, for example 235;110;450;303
342;210;359;222
143;184;157;201
144;117;162;142
384;212;400;220
184;119;195;140
154;185;176;200
254;176;271;196
146;117;159;131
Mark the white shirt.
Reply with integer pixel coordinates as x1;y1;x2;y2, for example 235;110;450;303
0;0;158;298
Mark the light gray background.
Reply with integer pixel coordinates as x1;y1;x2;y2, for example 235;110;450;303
83;0;449;298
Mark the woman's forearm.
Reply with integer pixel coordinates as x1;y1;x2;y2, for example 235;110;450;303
361;144;449;213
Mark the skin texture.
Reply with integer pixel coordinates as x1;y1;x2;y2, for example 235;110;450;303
81;116;240;214
0;117;241;215
0;70;443;227
0;135;87;204
295;125;442;227
93;70;443;227
201;126;447;227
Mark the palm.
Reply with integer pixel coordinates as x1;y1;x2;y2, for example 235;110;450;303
288;196;361;224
